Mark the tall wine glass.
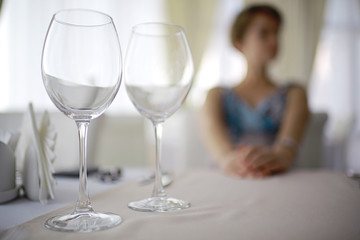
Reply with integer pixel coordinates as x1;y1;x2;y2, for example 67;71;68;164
41;9;122;232
124;23;194;212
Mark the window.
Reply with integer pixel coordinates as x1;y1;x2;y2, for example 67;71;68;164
0;0;166;114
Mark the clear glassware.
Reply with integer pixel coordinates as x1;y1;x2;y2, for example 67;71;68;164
124;22;194;212
41;9;122;232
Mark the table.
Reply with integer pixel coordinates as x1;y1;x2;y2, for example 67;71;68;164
0;167;150;232
1;169;360;240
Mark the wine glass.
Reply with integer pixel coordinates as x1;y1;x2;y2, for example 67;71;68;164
124;22;194;212
41;9;122;232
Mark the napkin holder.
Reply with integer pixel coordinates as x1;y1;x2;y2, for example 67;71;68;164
16;103;57;204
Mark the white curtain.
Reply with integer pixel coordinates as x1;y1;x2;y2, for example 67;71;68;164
0;0;166;114
188;0;245;106
309;0;360;171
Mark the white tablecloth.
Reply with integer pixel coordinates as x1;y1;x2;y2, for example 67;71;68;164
1;169;360;240
0;168;150;232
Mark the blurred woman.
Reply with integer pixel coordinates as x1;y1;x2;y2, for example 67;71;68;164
201;5;309;178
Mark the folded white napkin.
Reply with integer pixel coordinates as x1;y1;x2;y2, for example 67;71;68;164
15;103;57;204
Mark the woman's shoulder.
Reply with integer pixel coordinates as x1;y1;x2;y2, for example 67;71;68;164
204;87;224;107
208;86;231;93
277;82;307;98
206;86;231;99
282;82;308;113
284;83;307;97
280;81;305;89
204;86;237;109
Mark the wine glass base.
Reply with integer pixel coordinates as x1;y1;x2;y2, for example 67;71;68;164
128;197;190;212
45;211;122;232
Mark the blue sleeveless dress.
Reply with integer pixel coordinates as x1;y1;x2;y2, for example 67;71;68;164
222;86;289;146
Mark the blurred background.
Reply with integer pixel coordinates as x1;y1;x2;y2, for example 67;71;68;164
0;0;359;173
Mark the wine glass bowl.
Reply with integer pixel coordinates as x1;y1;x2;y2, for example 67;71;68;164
42;9;121;121
41;9;122;232
125;23;193;123
125;23;194;212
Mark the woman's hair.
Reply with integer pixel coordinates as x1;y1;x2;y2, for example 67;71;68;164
231;4;282;47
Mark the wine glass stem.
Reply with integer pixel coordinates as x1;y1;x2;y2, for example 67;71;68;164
152;122;166;198
75;120;93;213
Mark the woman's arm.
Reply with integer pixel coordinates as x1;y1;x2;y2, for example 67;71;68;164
272;85;310;166
241;85;310;175
199;88;241;172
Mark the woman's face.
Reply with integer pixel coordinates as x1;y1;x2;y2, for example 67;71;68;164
237;13;280;65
